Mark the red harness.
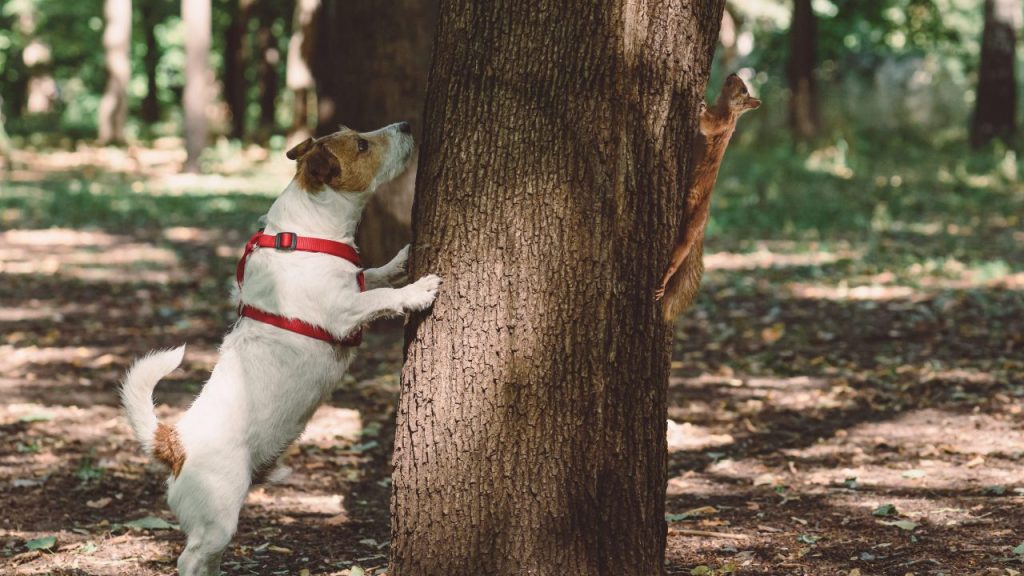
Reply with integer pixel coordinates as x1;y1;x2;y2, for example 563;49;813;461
235;230;365;347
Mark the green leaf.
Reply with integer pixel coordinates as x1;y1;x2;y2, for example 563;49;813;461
25;536;57;550
882;519;918;531
1012;542;1024;556
872;504;897;517
982;485;1006;496
349;441;379;454
125;516;175;530
19;412;53;423
690;566;712;576
350;566;365;576
797;533;820;544
79;541;99;554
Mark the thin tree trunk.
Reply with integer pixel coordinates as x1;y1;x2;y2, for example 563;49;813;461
98;0;131;145
224;0;253;140
255;7;279;141
390;2;724;574
286;0;318;141
972;0;1020;148
140;2;162;124
19;10;56;115
182;0;210;173
312;0;437;266
788;0;818;139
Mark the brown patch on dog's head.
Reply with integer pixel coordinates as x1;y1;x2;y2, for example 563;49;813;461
287;127;389;193
154;423;186;477
721;73;761;114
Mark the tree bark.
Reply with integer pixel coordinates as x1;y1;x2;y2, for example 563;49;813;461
286;0;319;141
182;0;210;172
140;1;162;124
971;0;1020;148
312;0;437;266
390;2;724;575
788;0;819;140
224;0;254;140
98;0;131;145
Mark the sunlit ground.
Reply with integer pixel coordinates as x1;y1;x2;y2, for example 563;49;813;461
1;142;1022;574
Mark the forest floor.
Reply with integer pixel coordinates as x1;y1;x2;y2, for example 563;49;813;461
1;144;1023;575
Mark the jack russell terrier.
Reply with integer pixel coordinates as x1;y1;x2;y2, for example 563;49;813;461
121;121;440;576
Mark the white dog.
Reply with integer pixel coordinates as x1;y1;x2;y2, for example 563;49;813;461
121;122;439;576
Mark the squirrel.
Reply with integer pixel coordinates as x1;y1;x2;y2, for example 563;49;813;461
655;73;760;321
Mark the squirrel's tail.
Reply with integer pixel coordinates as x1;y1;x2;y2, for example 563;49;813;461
661;241;705;322
120;345;188;475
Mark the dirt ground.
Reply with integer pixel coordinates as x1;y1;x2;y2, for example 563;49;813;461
1;152;1023;575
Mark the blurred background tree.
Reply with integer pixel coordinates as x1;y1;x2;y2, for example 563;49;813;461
0;0;1021;254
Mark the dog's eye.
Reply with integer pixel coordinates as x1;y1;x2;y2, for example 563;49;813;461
357;138;369;152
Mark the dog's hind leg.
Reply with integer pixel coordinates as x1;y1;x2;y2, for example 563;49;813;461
168;461;249;576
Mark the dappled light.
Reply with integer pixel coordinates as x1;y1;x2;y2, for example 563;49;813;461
2;0;1023;573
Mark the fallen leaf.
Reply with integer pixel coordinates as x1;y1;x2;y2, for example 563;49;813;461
125;516;175;531
881;519;918;531
268;545;292;555
86;497;112;509
25;536;57;551
873;504;897;517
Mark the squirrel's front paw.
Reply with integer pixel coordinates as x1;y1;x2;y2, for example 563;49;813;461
654;285;666;301
402;274;441;312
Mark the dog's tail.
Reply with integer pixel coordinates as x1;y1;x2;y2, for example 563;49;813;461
120;345;187;475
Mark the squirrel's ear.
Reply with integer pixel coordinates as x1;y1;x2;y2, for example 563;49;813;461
286;138;315;160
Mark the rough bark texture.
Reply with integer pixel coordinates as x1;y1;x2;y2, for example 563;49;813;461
98;0;131;145
224;0;254;140
313;0;437;266
287;0;319;141
182;0;210;172
788;0;818;140
971;0;1020;148
390;2;724;574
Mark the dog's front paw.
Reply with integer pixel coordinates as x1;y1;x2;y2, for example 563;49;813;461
390;245;410;275
402;274;441;312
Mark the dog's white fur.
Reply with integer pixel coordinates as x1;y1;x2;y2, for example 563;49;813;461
121;123;438;576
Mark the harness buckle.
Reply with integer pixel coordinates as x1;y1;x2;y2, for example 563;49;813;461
274;232;298;251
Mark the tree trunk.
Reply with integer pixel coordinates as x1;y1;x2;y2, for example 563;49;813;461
390;2;724;574
788;0;819;140
313;0;437;266
182;0;210;172
98;0;131;145
286;0;319;141
18;10;56;115
224;0;254;140
255;6;280;142
971;0;1020;148
140;1;162;124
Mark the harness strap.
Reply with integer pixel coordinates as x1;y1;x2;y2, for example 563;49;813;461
236;230;365;347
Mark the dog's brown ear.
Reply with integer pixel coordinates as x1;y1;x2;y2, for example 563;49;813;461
300;145;342;191
286;137;315;160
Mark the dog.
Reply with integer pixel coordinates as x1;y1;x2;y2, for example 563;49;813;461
120;122;440;576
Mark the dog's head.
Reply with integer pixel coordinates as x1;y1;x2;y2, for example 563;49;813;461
287;122;414;194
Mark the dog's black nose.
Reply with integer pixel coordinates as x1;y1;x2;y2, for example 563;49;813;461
398;121;412;134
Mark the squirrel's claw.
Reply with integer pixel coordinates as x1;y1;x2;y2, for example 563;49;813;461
654;286;666;301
